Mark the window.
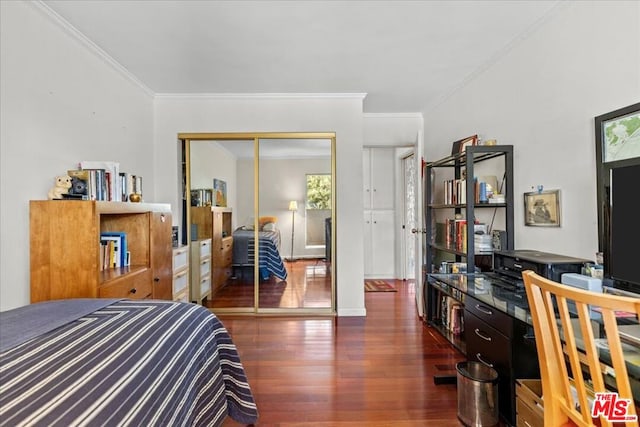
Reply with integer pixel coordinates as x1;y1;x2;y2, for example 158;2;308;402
305;174;331;246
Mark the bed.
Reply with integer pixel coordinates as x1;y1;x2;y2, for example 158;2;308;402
232;228;287;281
0;299;258;427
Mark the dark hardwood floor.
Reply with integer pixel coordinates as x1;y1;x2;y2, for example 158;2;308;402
218;279;465;426
206;259;332;309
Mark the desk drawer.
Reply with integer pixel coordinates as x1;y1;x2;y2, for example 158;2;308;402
466;295;513;336
465;311;510;371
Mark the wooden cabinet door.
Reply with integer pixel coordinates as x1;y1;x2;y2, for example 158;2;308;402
150;211;173;300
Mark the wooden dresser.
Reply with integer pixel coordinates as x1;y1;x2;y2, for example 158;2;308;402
30;200;173;302
211;207;233;296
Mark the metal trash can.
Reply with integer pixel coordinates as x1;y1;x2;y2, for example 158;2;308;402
456;361;499;427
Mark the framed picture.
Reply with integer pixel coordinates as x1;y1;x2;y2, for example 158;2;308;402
460;135;478;153
213;178;227;207
595;102;640;164
524;190;561;227
451;135;478;155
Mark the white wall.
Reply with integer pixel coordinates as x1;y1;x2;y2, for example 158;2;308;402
424;1;640;261
364;113;423;146
153;95;366;316
190;142;238;214
0;2;154;310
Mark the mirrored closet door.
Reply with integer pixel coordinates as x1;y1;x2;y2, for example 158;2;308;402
180;133;335;315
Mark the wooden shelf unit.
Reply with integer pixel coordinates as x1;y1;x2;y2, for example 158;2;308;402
30;200;173;302
211;207;233;296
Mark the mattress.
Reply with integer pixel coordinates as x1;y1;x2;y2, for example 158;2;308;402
0;299;258;427
232;229;287;280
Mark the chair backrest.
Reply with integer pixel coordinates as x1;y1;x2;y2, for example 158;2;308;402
522;270;640;427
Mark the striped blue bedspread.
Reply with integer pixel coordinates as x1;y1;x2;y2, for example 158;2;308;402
0;299;258;427
233;229;288;280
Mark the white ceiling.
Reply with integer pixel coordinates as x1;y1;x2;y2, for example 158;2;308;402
42;0;562;113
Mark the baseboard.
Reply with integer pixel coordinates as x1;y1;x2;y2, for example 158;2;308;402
337;308;367;317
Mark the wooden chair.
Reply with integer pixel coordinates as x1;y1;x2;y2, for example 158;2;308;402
522;270;640;427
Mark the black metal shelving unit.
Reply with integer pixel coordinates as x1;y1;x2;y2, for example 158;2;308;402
423;145;514;345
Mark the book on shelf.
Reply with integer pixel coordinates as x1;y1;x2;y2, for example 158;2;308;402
443;175;501;205
440;295;464;335
80;161;120;201
100;232;128;268
100;236;120;269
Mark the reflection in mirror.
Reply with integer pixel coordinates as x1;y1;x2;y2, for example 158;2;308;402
189;139;255;310
182;133;335;314
258;139;332;310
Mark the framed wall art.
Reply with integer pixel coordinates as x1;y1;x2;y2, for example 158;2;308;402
595;103;640;165
524;189;560;227
213;178;227;207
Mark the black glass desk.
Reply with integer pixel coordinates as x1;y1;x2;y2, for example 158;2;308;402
426;273;640;409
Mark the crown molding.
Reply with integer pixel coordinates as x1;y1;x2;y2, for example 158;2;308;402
363;113;424;119
154;93;368;100
32;1;155;98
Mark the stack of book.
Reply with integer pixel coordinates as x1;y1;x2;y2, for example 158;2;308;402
66;161;141;202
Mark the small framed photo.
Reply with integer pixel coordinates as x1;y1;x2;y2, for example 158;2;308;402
213;178;227;207
451;135;478;155
460;135;478;153
524;190;561;227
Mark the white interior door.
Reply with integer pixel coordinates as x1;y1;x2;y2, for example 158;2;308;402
402;153;416;281
414;130;424;317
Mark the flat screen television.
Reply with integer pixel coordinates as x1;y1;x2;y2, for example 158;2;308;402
604;163;640;296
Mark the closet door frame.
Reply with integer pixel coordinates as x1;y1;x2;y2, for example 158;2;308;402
180;132;336;315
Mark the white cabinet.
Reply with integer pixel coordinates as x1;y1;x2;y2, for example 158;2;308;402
363;147;395;210
190;238;212;304
363;210;395;278
363;147;396;278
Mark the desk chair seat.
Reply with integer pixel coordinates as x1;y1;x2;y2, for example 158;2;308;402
522;270;640;427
